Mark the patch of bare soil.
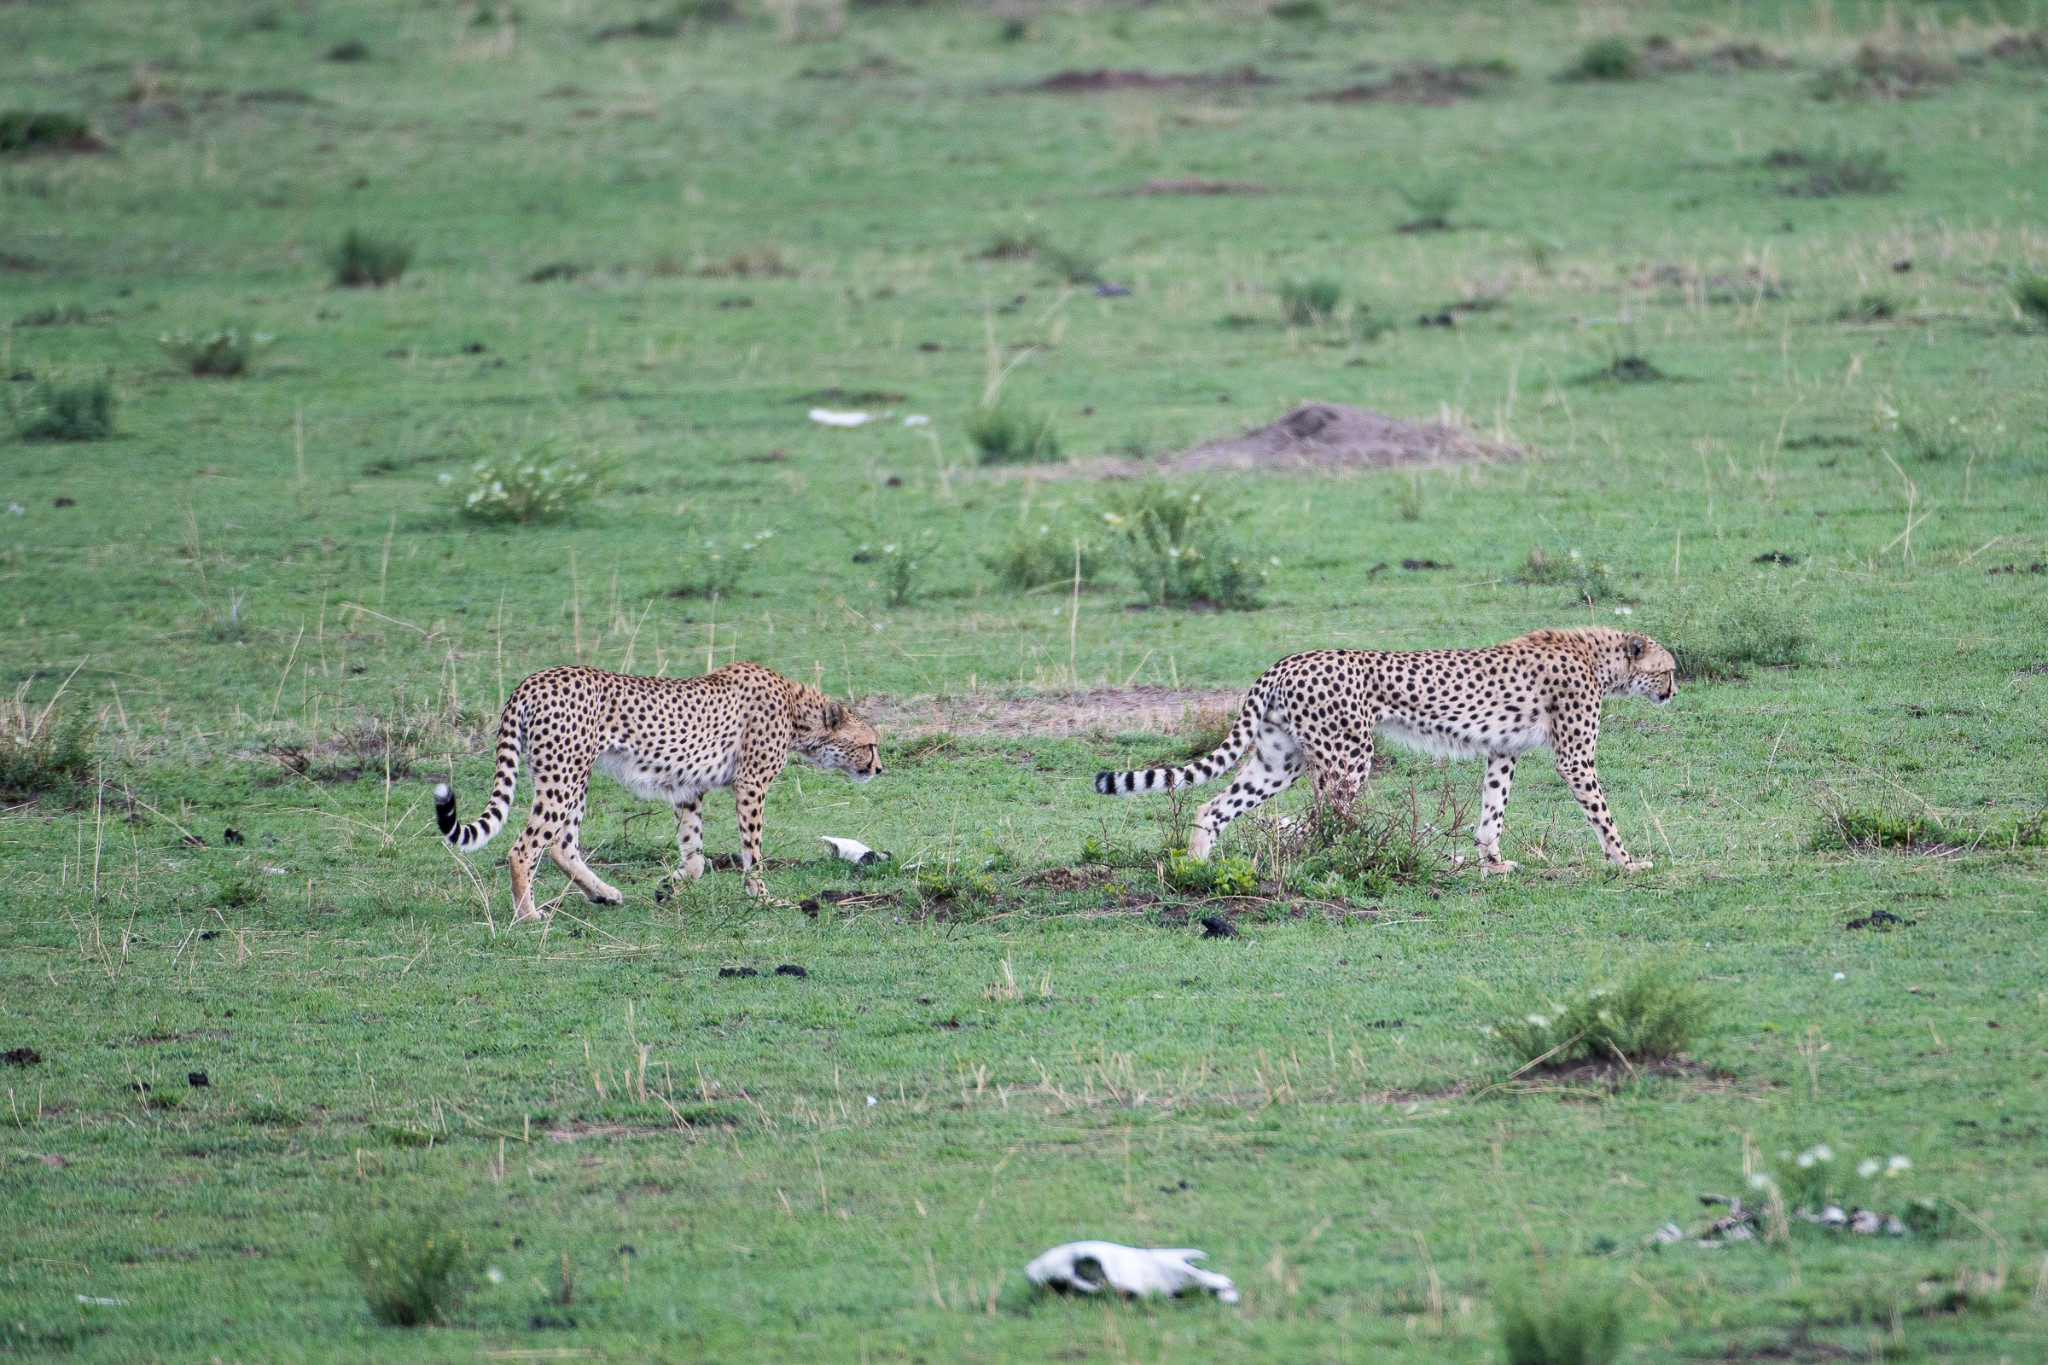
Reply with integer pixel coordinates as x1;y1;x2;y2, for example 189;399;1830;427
1018;866;1121;891
1033;65;1272;94
1120;176;1267;195
858;687;1239;739
1312;60;1513;106
1158;401;1515;474
1500;1057;1733;1093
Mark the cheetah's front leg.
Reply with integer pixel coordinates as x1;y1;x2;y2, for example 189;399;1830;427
1551;741;1649;871
1476;753;1520;874
732;765;793;906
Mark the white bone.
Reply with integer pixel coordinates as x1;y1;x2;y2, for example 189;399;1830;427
819;836;889;866
1024;1242;1239;1304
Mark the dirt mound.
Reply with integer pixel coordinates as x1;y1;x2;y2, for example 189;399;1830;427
1312;60;1513;106
1159;402;1512;474
860;687;1239;739
1122;176;1267;196
1034;65;1271;94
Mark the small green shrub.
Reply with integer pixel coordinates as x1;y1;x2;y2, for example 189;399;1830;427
328;228;413;287
15;304;88;327
1813;791;1975;852
673;530;773;600
2012;275;2048;327
1674;593;1810;680
1482;965;1713;1067
160;327;272;377
1278;794;1466;898
445;442;599;525
975;229;1043;262
1039;244;1102;286
339;1203;472;1327
1349;304;1393;342
1495;1269;1628;1365
917;865;997;902
1565;37;1640;81
984;523;1101;591
1518;545;1616;603
1268;0;1327;20
1753;1140;1923;1220
1163;848;1259;896
0;111;105;154
214;871;266;910
326;39;371;61
1277;277;1342;325
1099;483;1266;610
525;261;584;283
14;376;115;442
1838;292;1899;323
0;687;96;804
1394;176;1460;230
1777;147;1901;197
873;535;928;607
967;401;1061;465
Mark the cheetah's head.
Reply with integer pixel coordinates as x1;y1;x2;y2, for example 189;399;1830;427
796;695;883;783
1620;632;1677;705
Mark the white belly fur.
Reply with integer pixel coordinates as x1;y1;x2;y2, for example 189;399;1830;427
1376;714;1549;760
594;748;728;804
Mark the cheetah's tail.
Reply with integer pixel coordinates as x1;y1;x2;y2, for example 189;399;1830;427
1093;678;1270;798
434;697;522;851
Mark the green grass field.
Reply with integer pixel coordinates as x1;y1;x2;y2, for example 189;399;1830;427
4;0;2048;1358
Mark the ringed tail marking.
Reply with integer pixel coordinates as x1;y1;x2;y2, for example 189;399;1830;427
1092;680;1270;797
436;703;523;850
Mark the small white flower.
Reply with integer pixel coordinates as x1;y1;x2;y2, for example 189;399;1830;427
902;414;930;426
5;504;22;516
1614;606;1633;616
866;1095;878;1107
1525;1014;1551;1028
1833;972;1846;981
1748;1171;1774;1190
1859;1158;1882;1179
1887;1155;1912;1175
486;1266;506;1285
1269;557;1281;566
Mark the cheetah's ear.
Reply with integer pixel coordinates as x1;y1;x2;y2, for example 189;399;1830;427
823;700;846;729
1625;633;1647;659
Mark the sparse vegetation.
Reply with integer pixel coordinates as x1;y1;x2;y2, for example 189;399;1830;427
673;530;773;600
1564;37;1640;81
1038;243;1102;286
2013;274;2048;327
1394;176;1460;231
0;110;105;154
160;327;271;376
446;441;599;524
984;522;1100;591
1273;793;1468;897
966;400;1061;464
1163;848;1259;896
13;375;115;441
328;228;412;287
0;683;95;804
1518;545;1618;603
1838;292;1899;322
1277;277;1342;326
1482;965;1713;1067
1098;482;1265;610
1772;145;1902;197
1674;593;1811;680
1494;1269;1629;1365
338;1202;472;1327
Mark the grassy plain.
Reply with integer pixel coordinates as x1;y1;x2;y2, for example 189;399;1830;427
3;0;2048;1358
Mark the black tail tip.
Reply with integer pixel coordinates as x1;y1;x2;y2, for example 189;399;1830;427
1094;771;1117;796
433;783;457;837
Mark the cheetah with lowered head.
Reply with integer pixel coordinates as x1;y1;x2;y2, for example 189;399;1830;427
435;661;880;921
1094;628;1676;873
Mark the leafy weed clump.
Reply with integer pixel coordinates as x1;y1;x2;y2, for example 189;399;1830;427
338;1203;472;1327
1518;545;1618;603
1838;292;1899;323
1277;277;1342;326
1268;787;1469;898
2012;275;2048;328
673;530;773;600
1564;37;1640;81
1482;965;1714;1068
0;685;96;804
984;522;1101;591
975;229;1044;262
967;400;1061;464
15;304;89;327
446;441;599;525
329;228;412;287
14;376;115;441
1673;593;1810;680
0;111;107;154
1038;243;1102;286
1773;146;1901;197
160;327;272;377
1163;848;1259;897
1394;176;1460;232
1099;483;1266;610
1810;41;1957;100
1495;1269;1628;1365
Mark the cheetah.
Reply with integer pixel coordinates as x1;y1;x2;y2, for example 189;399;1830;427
434;661;880;921
1094;627;1676;873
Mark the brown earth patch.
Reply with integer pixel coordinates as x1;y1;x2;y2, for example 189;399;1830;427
1018;866;1121;891
1161;401;1514;474
1033;65;1272;94
1120;176;1267;196
858;687;1239;739
1312;60;1513;106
